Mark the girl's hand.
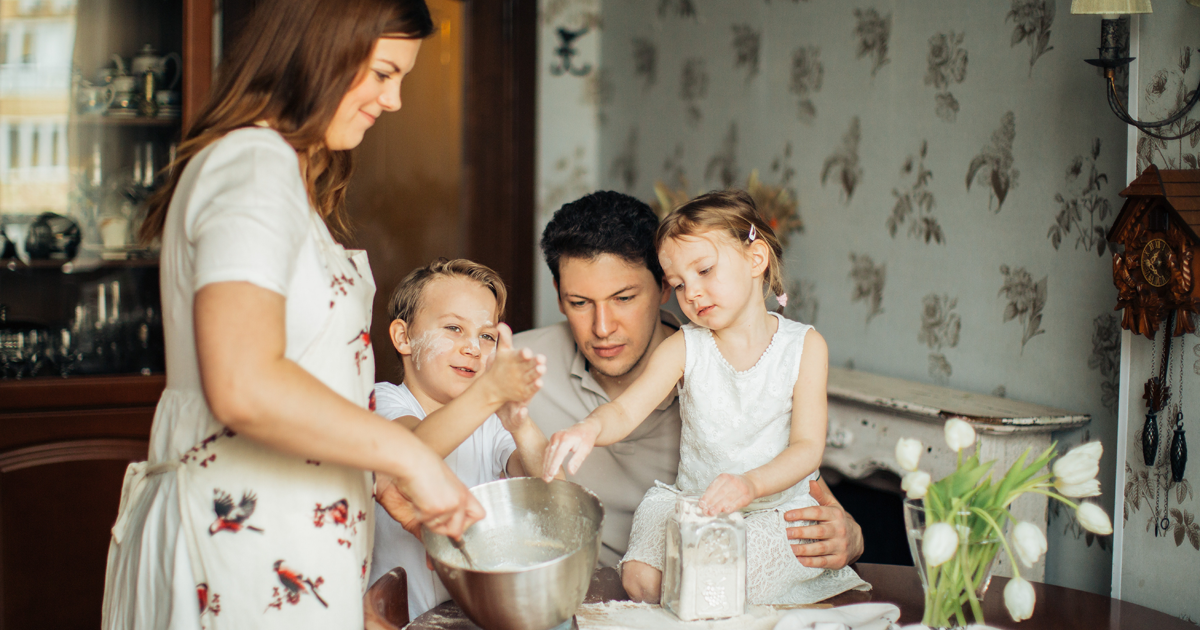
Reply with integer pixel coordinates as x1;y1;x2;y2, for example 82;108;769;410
700;473;758;516
484;324;546;405
541;420;602;482
386;456;485;540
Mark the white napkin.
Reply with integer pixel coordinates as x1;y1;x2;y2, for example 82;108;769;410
774;603;900;630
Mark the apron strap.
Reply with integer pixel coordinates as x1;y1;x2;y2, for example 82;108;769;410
110;460;181;544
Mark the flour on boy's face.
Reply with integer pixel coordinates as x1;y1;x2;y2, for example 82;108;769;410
403;276;500;405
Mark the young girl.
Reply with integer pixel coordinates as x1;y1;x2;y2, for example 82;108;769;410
543;190;866;605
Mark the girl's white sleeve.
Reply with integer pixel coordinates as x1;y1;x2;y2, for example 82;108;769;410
188;129;310;295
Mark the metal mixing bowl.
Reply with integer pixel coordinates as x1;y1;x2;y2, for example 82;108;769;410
423;478;604;630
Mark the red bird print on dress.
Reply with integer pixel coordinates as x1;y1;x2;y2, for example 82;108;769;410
197;583;221;618
209;489;264;535
313;499;349;528
348;329;371;375
272;560;327;608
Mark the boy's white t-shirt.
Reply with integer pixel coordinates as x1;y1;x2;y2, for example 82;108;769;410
368;381;517;619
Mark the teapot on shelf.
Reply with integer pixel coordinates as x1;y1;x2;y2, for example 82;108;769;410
131;44;181;91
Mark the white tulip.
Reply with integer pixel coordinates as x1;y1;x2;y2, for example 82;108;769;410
1054;477;1101;498
1076;502;1113;535
1012;522;1048;568
943;418;976;452
901;470;932;499
1004;576;1036;622
1052;441;1103;485
896;438;923;472
922;522;958;567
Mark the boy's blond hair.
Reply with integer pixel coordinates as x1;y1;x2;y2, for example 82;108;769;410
655;189;785;297
387;258;508;380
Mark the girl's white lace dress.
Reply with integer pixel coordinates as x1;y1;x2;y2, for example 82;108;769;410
621;313;868;604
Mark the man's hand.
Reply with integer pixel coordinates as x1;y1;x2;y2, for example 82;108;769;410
785;478;864;569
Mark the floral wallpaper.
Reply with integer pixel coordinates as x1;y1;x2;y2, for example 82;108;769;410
925;31;968;122
1115;3;1200;623
581;0;1128;600
536;0;1199;613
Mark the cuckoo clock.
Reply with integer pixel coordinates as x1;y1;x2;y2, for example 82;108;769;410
1108;165;1200;338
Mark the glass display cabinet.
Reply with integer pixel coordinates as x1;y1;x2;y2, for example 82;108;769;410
1;0;203;380
0;0;210;626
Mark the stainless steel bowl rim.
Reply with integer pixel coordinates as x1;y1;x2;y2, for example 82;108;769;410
422;478;605;574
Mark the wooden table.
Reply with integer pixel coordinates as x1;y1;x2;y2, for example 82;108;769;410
407;564;1196;629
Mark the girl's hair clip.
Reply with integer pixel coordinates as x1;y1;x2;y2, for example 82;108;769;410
777;293;788;308
748;224;758;242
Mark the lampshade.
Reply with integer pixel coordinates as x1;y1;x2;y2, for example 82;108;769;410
1070;0;1151;14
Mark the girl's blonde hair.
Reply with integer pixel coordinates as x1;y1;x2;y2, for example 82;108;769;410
655;189;785;297
387;258;508;381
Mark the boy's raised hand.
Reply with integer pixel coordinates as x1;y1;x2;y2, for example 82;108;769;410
497;401;531;434
484;323;546;406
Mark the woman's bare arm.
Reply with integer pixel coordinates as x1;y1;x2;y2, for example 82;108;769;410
194;281;482;536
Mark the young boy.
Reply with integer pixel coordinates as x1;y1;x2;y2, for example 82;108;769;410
369;258;556;619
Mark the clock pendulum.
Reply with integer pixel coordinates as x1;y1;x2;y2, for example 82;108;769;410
1170;336;1188;484
1144;311;1175;467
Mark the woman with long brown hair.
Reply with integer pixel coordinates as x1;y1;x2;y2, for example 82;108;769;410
102;0;543;626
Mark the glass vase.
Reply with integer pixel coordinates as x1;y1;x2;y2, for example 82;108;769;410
903;499;1000;629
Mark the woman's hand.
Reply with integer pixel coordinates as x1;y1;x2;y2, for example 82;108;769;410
482;324;546;406
541;420;602;482
384;455;485;540
375;475;424;541
699;473;758;516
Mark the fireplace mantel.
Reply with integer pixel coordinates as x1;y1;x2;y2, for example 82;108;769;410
823;367;1091;581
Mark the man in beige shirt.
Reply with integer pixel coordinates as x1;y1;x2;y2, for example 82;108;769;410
516;191;864;568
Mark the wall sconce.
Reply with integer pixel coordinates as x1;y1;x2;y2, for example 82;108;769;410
1072;0;1200;140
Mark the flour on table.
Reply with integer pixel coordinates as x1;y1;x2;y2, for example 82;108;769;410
577;601;782;630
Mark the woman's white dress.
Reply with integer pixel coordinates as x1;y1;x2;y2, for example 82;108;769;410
621;313;868;604
102;127;377;629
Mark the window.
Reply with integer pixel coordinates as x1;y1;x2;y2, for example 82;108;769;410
8;127;20;171
1;32;8;65
22;32;34;64
51;127;60;166
30;128;39;167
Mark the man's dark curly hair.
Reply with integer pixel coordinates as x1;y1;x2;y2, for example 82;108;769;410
540;191;664;286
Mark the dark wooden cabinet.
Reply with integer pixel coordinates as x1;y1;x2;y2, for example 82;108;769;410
0;375;162;630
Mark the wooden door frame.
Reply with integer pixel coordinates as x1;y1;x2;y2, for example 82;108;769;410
220;0;538;332
462;0;537;332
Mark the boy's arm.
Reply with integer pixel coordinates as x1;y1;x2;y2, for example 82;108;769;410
413;325;546;458
542;331;686;480
700;328;829;515
498;404;564;479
